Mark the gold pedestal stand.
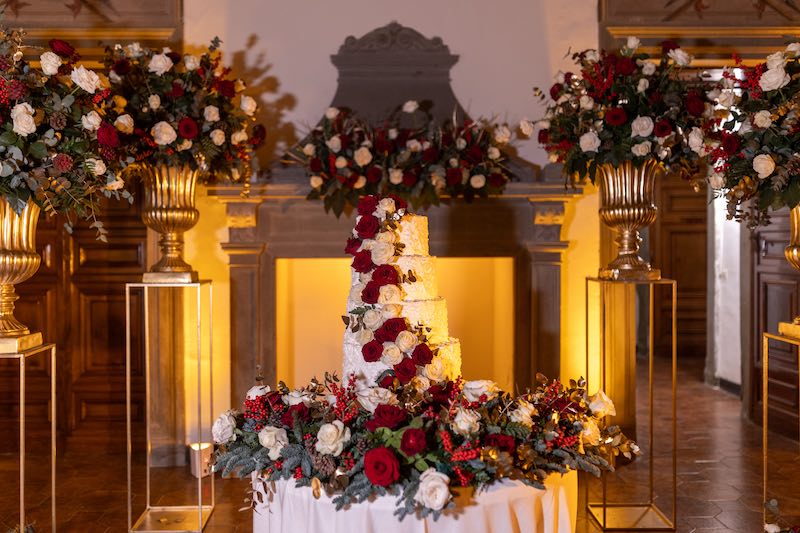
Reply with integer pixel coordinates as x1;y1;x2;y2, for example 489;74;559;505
585;278;677;531
125;281;214;533
0;343;57;532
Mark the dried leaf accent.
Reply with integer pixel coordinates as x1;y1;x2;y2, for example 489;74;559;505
341;315;350;326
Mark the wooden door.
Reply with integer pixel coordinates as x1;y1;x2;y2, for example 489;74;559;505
651;178;708;358
751;209;799;438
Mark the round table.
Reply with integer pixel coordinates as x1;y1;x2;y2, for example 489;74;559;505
252;471;577;533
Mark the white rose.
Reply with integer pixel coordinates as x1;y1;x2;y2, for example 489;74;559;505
406;139;422;152
494;125;512;144
212;410;237;444
581;418;601;446
210;129;226;146
668;48;691;66
462;380;500;402
378;197;396;214
759;67;790;92
579;95;595;110
363;309;384;330
585;50;600;62
151;121;177;145
354;147;373;167
455;138;467;150
309;175;324;189
519;119;534;137
706;88;721;101
787;43;800;57
370;241;395;265
753;153;776;179
631;141;652;157
112;114;133;134
314;420;351;457
125;42;143;58
717;90;736;109
326;135;342;153
302;143;316;157
708;173;725;189
356;328;374;345
579;131;601;153
382;303;403;320
147;94;161;111
389;168;403;185
240;95;257;116
349;282;366;306
625;36;640;52
105;178;125;191
688;127;705;155
630;116;654;138
388;128;399;140
183;54;200;71
39;51;61;76
148;53;174;76
10;103;35;137
487;147;501;160
86;158;106;176
753;110;773;129
588;390;617;418
637;78;649;94
204;105;220;123
81;110;102;131
414;468;451;511
70;65;100;93
640;61;656;76
509;407;533;427
258;426;288;461
403;100;419;113
381;343;404;365
411;375;430;392
283;390;314;406
767;51;786;70
469;174;486;189
423;358;445;382
765;524;782;533
451;407;481;436
176;139;192;152
231;130;248;145
246;385;270;400
325;107;340;120
378;284;401;304
395;330;418;353
356;387;397;413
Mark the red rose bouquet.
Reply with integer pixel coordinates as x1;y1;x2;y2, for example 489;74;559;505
535;37;710;184
101;37;264;181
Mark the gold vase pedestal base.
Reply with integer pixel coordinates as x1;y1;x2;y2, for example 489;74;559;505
131;505;213;532
0;331;43;354
598;267;661;282
588;503;674;531
778;319;800;338
142;271;199;284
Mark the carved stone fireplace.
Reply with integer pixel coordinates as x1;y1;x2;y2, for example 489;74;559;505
208;23;580;403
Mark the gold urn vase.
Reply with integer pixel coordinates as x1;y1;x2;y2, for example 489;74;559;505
780;205;800;337
140;164;200;283
0;198;42;353
597;159;663;281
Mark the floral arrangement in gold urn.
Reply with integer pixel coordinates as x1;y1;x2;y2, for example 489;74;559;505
534;37;711;280
101;37;265;282
0;30;132;352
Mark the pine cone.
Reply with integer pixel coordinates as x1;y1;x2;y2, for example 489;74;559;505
52;153;74;173
99;146;116;161
312;453;336;478
9;80;25;100
49;112;67;131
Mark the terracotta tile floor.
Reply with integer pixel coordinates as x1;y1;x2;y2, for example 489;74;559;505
1;356;796;532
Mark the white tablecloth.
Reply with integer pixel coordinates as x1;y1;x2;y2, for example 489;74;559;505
252;471;577;533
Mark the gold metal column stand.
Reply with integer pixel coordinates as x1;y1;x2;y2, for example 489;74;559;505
585;278;677;531
762;332;800;527
125;281;214;533
0;343;57;532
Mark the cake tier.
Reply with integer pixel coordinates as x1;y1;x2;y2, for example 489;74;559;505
342;337;461;387
396;214;428;256
350;255;438;302
345;297;449;345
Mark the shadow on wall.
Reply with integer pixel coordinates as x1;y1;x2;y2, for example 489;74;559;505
224;34;299;172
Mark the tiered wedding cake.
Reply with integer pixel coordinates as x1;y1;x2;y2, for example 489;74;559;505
342;195;461;386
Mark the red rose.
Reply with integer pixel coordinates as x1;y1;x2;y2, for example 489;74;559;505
661;40;680;54
357;196;379;216
112;59;131;75
375;318;407;343
309;158;323;173
215;79;236;98
465;145;483;163
411;343;433;366
402;172;418;187
549;83;563;100
165;81;185;98
364;446;400;487
563;71;573;83
400;428;427;456
97;122;120;148
538;129;549;145
265;391;284;410
422;147;440;163
345;237;362;256
653;120;673;138
722;134;741;155
362;340;383;363
178;117;199;139
379;374;396;389
49;39;75;57
685;92;705;117
280;403;309;427
361;281;381;304
446;167;462;186
605;107;628;127
616;57;636;76
250;124;267;147
352;250;374;273
365;404;408;431
166;51;181;64
388;194;408;210
485;433;516;454
649;91;663;106
428;382;454;403
394;358;417;384
366;166;383;183
372;264;399;286
355;215;380;239
488;173;505;188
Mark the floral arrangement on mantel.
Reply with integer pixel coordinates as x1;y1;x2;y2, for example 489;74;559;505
705;44;800;227
290;101;528;216
535;37;710;186
100;37;265;180
0;31;132;238
214;373;636;520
